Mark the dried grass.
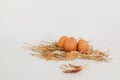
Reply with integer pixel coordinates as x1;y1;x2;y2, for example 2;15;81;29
24;41;110;62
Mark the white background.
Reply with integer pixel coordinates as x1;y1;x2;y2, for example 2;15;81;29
0;0;120;80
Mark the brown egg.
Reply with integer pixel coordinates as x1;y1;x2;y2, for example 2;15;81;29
77;39;89;53
64;37;77;52
58;36;68;48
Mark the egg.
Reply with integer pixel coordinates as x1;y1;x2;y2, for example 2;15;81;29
58;36;68;48
77;39;89;53
64;37;77;52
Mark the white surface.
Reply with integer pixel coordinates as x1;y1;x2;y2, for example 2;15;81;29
0;0;120;80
